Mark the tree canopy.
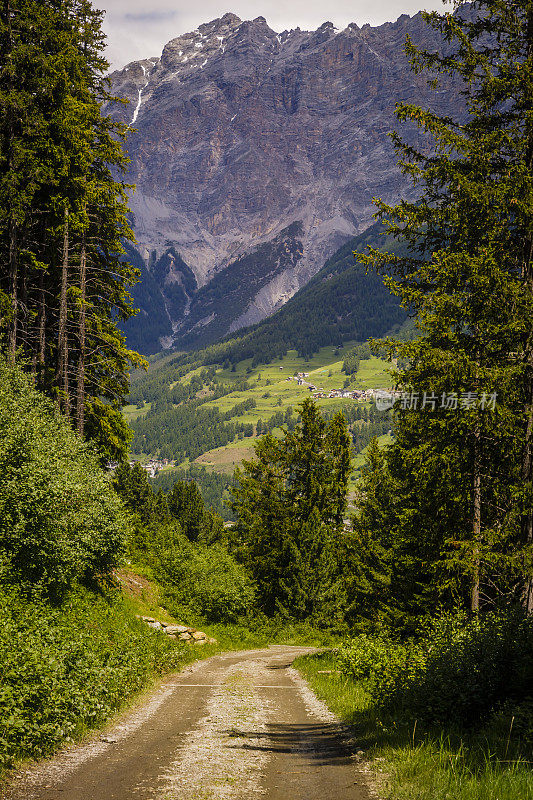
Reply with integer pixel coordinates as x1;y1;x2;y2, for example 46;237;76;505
0;0;143;460
231;399;383;627
355;0;533;623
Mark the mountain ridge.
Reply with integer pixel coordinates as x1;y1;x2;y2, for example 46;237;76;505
108;10;460;353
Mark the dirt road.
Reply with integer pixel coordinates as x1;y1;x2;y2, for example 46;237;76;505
3;646;372;800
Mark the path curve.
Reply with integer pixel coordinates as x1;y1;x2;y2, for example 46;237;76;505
2;646;371;800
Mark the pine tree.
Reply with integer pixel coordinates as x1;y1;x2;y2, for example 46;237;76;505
358;0;533;611
0;0;144;459
231;400;354;621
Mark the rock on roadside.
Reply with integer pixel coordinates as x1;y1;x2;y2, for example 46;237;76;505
136;616;216;645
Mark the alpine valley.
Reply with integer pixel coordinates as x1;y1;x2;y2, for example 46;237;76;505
107;10;462;354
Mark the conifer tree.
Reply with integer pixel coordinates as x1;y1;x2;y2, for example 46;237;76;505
0;0;144;459
358;0;533;612
231;400;355;621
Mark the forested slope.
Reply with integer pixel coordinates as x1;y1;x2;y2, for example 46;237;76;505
213;221;406;364
127;220;407;405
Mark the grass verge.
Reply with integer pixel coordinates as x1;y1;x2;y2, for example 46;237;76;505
295;650;533;800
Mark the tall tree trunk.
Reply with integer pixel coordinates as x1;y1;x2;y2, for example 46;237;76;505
521;5;533;613
5;0;17;362
522;368;533;614
34;267;47;382
7;216;18;361
76;232;86;436
521;232;533;614
57;207;70;417
19;250;27;350
471;419;481;613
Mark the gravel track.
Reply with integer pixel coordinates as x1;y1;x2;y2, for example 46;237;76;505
1;646;371;800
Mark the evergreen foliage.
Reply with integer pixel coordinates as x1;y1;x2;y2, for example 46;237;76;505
231;399;383;626
113;462;254;623
113;461;224;551
342;343;372;375
150;466;236;521
0;0;143;459
130;402;250;462
355;0;533;618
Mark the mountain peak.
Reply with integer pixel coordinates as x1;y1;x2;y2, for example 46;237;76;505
220;12;241;25
107;10;461;352
199;12;242;33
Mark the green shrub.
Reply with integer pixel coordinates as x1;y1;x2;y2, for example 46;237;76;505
0;359;129;597
154;525;256;623
0;586;187;773
508;697;533;749
388;612;533;727
336;632;402;684
336;611;533;729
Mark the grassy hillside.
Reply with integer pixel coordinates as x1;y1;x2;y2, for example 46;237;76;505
127;344;395;515
124;219;407;512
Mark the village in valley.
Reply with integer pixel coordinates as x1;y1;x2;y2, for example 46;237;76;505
119;348;397;478
287;371;380;402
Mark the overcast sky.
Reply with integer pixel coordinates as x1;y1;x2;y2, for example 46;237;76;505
101;0;449;71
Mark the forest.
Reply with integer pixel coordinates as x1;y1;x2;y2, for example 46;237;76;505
0;1;532;799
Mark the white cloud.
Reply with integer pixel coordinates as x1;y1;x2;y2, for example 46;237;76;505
101;0;449;71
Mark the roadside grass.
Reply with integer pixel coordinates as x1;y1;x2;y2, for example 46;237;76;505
295;651;533;800
118;564;337;653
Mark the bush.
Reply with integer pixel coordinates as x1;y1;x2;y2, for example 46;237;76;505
390;612;533;727
154;525;256;623
336;611;533;728
336;632;407;686
0;586;187;773
0;359;129;597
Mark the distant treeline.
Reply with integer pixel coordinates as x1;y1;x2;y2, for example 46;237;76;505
151;465;236;521
131;403;252;462
342;343;372;376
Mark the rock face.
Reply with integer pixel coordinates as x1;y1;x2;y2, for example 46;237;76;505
107;11;461;352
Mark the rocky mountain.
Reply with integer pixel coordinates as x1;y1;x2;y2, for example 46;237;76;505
107;10;461;353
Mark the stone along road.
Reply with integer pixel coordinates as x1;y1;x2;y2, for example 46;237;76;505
3;646;372;800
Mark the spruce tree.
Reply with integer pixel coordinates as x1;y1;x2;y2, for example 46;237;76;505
0;0;144;459
231;400;354;622
358;0;533;612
